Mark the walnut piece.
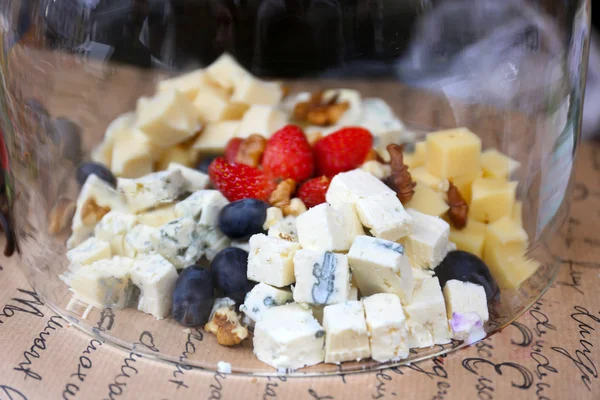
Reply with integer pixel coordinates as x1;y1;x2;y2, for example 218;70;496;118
80;198;110;225
204;307;248;346
293;91;350;126
48;198;76;234
269;179;297;216
447;182;469;229
385;144;416;204
235;134;267;168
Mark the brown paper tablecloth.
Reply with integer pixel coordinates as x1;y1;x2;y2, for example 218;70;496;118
1;141;599;400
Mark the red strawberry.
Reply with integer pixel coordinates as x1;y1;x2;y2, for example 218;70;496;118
208;157;275;202
297;176;330;208
313;127;373;178
262;125;314;182
224;138;243;163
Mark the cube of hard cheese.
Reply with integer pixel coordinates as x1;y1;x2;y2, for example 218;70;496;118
236;105;287;139
411;141;426;169
111;128;162;178
167;162;209;192
512;201;523;226
404;183;449;218
67;237;112;265
484;247;539;289
449;219;487;258
131;253;178;319
174;190;229;226
120;170;186;213
153;218;204;269
205;53;250;90
484;216;528;258
123;224;159;258
231;76;283;105
404;276;450;348
158;69;208;100
411;166;442;189
247;234;301;287
193;121;240;153
136;204;177;227
347;235;413;303
240;283;293;324
400;209;450;269
323;301;371;363
425;128;482;179
355;192;413;241
481;149;520;180
443;280;488;343
362;294;409;362
470;178;517;223
94;211;139;256
92;113;135;166
156;145;195;171
450;171;481;203
253;303;325;369
193;84;248;122
326;169;392;206
136;89;201;148
296;203;363;252
293;250;351;305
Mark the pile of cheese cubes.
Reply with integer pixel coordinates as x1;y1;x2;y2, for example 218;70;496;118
241;168;490;370
404;128;538;289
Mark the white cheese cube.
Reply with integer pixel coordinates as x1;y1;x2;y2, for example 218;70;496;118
296;203;363;252
293;250;351;305
263;207;284;230
193;84;248;122
67;237;112;265
400;209;450;269
193;121;240;153
153;218;203;269
68;175;127;248
323;301;370;363
157;69;208;100
123;224;159;258
247;234;301;287
267;215;298;242
91;112;135;166
404;276;450;348
355;192;413;241
240;283;293;324
131;253;178;319
362;293;409;362
167;162;210;192
198;225;231;261
136;204;178;227
63;256;135;308
443;280;489;344
120;170;186;214
236;105;287;139
326;169;393;206
231;76;282;105
136;89;201;148
253;303;325;370
323;89;362;126
347;235;413;304
205;53;251;90
111;129;158;179
94;211;139;256
174;190;229;226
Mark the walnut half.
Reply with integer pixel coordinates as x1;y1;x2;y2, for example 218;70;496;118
235;134;267;168
80;198;110;225
293;91;350;126
269;179;297;216
204;307;249;346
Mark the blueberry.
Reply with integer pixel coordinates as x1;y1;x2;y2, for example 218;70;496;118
196;155;217;174
218;199;269;240
436;251;500;302
172;265;215;326
76;162;117;188
53;117;83;163
211;247;254;304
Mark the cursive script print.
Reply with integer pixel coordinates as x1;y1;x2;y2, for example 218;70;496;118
263;376;286;400
62;339;103;400
169;328;204;390
207;371;226;400
308;389;334;400
462;358;534;391
13;315;64;380
96;308;115;332
0;289;44;326
556;262;584;295
0;385;28;400
509;322;533;347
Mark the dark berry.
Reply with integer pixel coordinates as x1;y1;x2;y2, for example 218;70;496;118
53;117;83;163
211;247;254;304
76;162;116;188
218;199;269;240
196;155;218;174
172;265;215;327
436;251;500;302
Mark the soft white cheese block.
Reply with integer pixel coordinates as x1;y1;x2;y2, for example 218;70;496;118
131;253;178;319
153;218;204;269
197;225;231;261
120;170;186;214
355;192;412;241
347;235;413;304
323;89;362;126
263;207;284;230
362;293;409;362
193;84;247;122
253;303;325;370
123;224;159;258
158;69;208;100
293;250;351;305
400;209;450;270
240;283;293;324
94;211;139;256
443;280;489;344
91;112;135;166
267;215;298;242
136;204;178;227
68;175;127;249
174;190;229;226
136;89;201;148
111;129;158;179
236;105;287;139
205;53;251;90
67;237;112;265
247;234;301;287
323;301;371;363
326;169;393;206
63;256;135;309
167;162;210;192
193;121;240;153
404;276;450;348
296;203;364;252
231;75;282;106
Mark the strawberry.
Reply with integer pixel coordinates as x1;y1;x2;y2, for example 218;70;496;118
208;157;275;202
224;138;243;163
313;127;373;178
262;125;314;182
297;176;330;208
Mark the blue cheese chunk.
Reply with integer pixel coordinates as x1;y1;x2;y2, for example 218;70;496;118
123;224;159;258
174;190;229;226
240;283;293;324
94;211;139;256
323;301;371;363
253;303;325;370
167;162;210;192
197;225;231;261
131;254;178;319
120;170;186;214
66;237;112;265
362;293;409;362
355;192;413;241
153;218;203;269
137;204;177;227
347;235;413;304
443;280;489;344
400;209;450;270
267;215;298;242
293;250;351;305
247;234;301;287
404;276;450;348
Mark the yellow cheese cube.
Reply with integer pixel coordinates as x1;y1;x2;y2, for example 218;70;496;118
450;170;481;204
449;219;487;258
484;246;539;289
155;145;194;171
92;113;136;167
231;76;283;106
512;201;523;226
481;149;520;180
411;166;442;190
193;85;248;123
425;128;482;179
158;69;209;100
193;121;240;153
484;216;528;259
404;184;449;217
205;53;250;90
237;105;288;139
405;141;426;170
111;130;164;178
470;178;517;223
